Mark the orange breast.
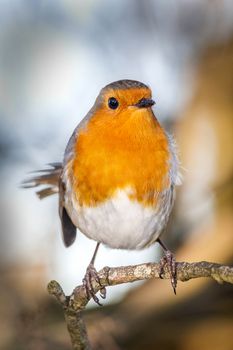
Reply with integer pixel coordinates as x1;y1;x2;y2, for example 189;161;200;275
71;107;170;207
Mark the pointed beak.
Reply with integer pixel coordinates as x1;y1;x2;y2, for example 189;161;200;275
135;98;155;108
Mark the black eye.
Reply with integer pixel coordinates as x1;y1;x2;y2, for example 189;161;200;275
108;97;119;109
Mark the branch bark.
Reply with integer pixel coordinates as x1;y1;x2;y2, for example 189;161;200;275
47;261;233;350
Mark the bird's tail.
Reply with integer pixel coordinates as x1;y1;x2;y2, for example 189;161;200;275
21;162;62;199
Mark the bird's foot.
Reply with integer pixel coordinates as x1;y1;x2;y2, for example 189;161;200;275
159;250;177;294
82;263;106;306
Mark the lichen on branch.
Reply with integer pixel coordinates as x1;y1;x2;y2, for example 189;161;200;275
47;261;233;350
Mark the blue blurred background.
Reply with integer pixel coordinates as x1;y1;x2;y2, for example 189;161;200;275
0;1;233;349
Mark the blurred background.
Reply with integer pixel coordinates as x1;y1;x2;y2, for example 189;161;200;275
0;1;233;349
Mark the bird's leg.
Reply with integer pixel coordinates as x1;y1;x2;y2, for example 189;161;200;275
82;242;106;305
157;238;177;294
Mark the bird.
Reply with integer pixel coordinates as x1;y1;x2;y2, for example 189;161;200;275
22;79;181;305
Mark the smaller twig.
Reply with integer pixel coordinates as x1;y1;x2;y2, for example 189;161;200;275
47;280;68;307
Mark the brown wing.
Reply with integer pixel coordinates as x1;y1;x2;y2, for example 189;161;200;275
59;178;77;247
22;162;77;247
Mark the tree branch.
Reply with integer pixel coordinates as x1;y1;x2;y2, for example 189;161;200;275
47;261;233;349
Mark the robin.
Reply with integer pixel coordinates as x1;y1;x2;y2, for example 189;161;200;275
23;79;181;304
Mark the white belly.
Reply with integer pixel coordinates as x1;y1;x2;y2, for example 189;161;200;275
66;189;172;250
